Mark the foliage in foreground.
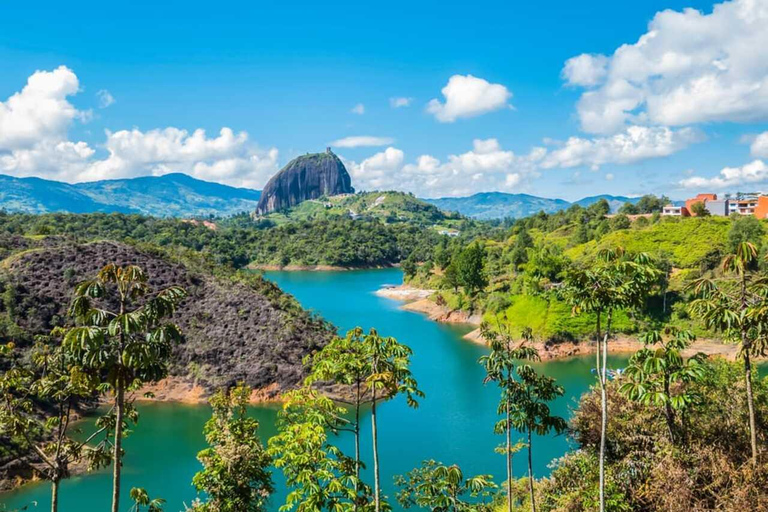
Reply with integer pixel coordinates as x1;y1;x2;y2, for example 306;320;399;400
540;359;768;511
191;384;273;512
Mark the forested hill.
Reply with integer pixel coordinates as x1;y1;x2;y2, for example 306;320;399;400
262;190;457;226
423;192;640;219
0;173;261;217
0;236;333;395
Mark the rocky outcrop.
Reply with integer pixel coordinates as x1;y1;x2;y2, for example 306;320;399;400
256;148;354;215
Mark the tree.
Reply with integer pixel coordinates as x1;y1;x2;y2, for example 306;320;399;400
129;488;165;512
688;242;767;462
618;202;638;215
727;215;765;253
456;243;487;296
563;248;660;512
443;261;460;292
479;324;538;512
305;327;373;505
302;328;422;512
508;361;567;512
690;201;709;217
365;329;423;512
608;214;630;231
0;340;110;512
401;256;418;279
619;328;707;444
191;384;273;512
269;388;371;512
395;460;497;512
64;264;186;512
570;223;589;245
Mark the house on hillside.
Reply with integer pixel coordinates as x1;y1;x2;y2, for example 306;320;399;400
662;205;689;216
685;193;718;216
666;192;768;218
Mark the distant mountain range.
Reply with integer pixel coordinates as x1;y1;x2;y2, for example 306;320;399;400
423;192;639;220
0;173;261;217
0;172;643;220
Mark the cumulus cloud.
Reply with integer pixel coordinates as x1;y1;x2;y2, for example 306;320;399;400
0;65;84;151
427;74;512;122
79;127;278;188
563;0;768;133
541;126;703;170
0;67;279;188
562;54;609;87
389;97;413;108
343;138;544;197
351;103;365;115
750;131;768;158
680;159;768;189
330;136;395;148
96;89;115;109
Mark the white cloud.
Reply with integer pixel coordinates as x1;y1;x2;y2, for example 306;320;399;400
389;97;413;108
427;74;512;123
329;136;395;148
680;159;768;189
343;138;544;197
750;131;768;158
79;127;278;188
541;126;703;170
96;89;115;109
605;173;614;181
562;54;609;87
0;67;279;188
351;103;365;115
0;65;84;151
564;0;768;133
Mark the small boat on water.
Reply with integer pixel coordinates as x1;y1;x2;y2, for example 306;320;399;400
590;368;625;380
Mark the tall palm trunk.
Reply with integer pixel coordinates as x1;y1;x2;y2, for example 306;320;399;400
371;386;380;512
51;478;59;512
354;380;361;511
506;403;512;512
111;372;124;512
112;297;127;512
527;429;536;512
739;271;758;463
598;311;612;512
663;377;676;444
743;348;758;462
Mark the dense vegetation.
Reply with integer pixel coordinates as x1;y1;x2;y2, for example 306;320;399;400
405;198;768;342
2;193;768;512
0;209;481;269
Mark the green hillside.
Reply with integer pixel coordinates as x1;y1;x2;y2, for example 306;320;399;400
264;191;457;226
406;210;768;342
565;216;732;268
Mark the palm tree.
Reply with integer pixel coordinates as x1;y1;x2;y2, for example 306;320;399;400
64;264;186;512
688;242;767;462
619;327;707;445
479;324;538;512
0;340;110;512
563;248;660;512
305;327;371;503
509;362;567;512
394;460;497;512
365;329;423;512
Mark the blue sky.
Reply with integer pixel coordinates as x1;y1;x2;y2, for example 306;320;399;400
1;0;767;200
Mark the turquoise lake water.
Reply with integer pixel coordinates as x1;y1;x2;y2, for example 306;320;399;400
3;268;627;511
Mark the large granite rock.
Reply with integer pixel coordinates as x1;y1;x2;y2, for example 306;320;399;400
255;148;354;215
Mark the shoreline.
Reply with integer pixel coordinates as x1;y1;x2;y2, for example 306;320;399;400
135;377;284;405
377;284;748;362
249;263;398;272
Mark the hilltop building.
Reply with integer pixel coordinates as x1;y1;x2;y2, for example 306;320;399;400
663;192;768;219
